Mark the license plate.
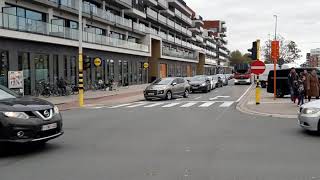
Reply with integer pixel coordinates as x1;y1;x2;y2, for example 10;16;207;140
148;92;155;95
192;87;198;89
42;123;57;131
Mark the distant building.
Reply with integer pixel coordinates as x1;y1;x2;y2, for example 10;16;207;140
307;49;320;67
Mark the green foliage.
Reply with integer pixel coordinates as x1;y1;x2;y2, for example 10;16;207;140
229;50;253;65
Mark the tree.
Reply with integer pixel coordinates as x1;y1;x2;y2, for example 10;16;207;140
229;50;253;66
262;35;302;64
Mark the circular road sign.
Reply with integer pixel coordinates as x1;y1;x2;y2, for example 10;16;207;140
143;62;149;69
250;60;266;75
94;58;102;67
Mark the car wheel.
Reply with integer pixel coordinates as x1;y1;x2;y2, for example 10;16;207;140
183;89;189;98
166;91;172;100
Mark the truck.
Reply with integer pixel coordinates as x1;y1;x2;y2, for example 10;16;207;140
234;63;252;85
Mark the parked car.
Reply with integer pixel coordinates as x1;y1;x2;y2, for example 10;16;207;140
189;76;211;93
267;68;320;98
217;74;228;86
193;75;215;90
212;75;223;88
144;77;190;100
298;100;320;132
0;85;63;144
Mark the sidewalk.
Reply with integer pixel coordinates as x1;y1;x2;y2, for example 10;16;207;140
237;86;299;118
40;84;148;111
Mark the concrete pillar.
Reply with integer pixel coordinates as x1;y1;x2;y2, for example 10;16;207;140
8;49;18;71
102;0;106;11
107;25;111;36
125;32;129;41
121;10;125;18
48;8;54;23
0;0;5;13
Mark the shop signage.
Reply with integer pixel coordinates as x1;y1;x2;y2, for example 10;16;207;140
8;71;24;89
143;62;149;69
94;58;102;67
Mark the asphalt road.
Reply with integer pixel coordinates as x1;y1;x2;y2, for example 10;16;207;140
1;82;320;180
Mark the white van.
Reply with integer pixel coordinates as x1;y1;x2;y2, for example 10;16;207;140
260;64;279;88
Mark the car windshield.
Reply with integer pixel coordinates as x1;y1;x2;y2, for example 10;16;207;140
0;85;17;100
191;76;206;81
153;78;173;85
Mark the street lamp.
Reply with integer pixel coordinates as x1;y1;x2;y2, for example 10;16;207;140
273;15;277;40
78;0;84;107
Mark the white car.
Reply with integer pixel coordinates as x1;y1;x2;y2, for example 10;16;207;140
298;100;320;132
207;76;217;90
217;74;228;86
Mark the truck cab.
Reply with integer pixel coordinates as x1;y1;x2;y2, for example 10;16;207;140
234;64;252;85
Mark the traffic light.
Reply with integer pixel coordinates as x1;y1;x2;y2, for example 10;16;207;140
248;41;258;60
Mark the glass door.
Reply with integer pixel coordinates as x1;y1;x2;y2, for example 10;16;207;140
34;54;49;85
18;52;31;95
0;51;9;87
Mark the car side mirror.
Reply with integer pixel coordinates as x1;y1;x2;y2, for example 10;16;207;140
172;82;177;86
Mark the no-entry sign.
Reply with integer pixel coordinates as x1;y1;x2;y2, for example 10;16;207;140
250;60;266;75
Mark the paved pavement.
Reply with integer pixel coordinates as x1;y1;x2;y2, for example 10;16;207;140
237;85;299;118
1;81;320;180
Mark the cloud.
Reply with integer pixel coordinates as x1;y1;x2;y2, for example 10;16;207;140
187;0;320;63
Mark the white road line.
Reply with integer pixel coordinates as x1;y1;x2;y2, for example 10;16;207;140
236;84;254;102
126;103;148;108
162;103;180;107
199;102;215;107
210;96;230;100
219;101;234;107
144;102;165;107
108;103;134;108
194;96;202;100
175;98;182;101
180;102;197;107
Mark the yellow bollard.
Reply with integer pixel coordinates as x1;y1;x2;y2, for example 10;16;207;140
256;76;261;105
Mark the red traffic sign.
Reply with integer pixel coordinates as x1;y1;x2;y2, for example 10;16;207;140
250;60;266;75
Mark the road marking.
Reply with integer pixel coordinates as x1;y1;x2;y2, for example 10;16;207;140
175;98;182;101
144;102;165;107
108;103;134;108
126;102;148;108
199;102;215;107
236;84;254;102
210;96;230;100
194;96;202;100
219;101;234;107
180;102;197;107
162;103;180;107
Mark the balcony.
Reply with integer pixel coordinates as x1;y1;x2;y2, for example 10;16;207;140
181;14;192;25
115;15;132;29
162;46;197;60
174;37;181;45
174;8;182;18
49;0;77;9
115;0;133;9
181;27;187;35
159;31;167;40
167;35;174;43
167;0;192;16
174;23;182;32
145;27;158;35
157;0;168;9
147;7;158;21
145;0;158;6
158;13;167;25
133;22;146;33
0;12;148;52
186;30;192;37
199;26;204;33
167;19;175;29
181;40;187;47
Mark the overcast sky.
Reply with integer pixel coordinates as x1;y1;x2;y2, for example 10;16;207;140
187;0;320;63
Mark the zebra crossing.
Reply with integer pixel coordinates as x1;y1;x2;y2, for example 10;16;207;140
105;101;235;109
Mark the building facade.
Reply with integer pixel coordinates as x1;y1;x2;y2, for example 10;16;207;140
307;48;320;67
0;0;229;95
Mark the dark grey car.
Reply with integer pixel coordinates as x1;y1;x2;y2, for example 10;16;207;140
144;77;191;100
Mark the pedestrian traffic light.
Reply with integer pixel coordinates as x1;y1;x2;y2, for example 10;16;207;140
248;41;258;60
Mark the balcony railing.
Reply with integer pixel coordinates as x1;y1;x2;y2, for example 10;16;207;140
167;19;174;29
181;27;187;34
162;47;197;60
167;35;174;43
147;7;157;20
0;13;148;52
174;37;181;45
174;23;181;32
118;0;132;6
115;15;132;28
158;13;167;25
133;22;146;32
159;31;167;40
181;41;187;47
49;0;77;9
157;0;168;9
174;9;182;18
196;35;203;42
186;30;192;37
145;27;158;35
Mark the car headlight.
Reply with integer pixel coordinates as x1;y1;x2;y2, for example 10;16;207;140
54;106;60;115
3;112;29;119
302;108;320;114
158;90;165;94
201;83;206;86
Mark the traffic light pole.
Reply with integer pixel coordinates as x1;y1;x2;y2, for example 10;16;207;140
78;0;84;107
256;40;261;105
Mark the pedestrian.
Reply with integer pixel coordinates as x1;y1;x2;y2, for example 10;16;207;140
302;70;310;99
306;69;319;102
288;67;299;103
297;75;305;106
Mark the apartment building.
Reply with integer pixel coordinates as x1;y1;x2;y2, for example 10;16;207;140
306;49;320;67
0;0;229;95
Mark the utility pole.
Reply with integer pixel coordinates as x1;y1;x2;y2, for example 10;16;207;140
78;0;84;107
274;15;277;40
273;15;278;99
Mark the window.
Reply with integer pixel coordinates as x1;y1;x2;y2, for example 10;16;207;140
0;51;9;87
53;55;59;84
118;60;122;85
178;78;185;84
18;52;31;95
70;56;77;85
64;55;68;80
34;54;49;84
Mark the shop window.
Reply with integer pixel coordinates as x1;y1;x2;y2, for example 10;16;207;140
70;56;77;85
123;61;128;86
118;60;122;85
0;51;9;87
18;52;31;95
138;61;142;83
34;54;49;85
53;55;59;84
64;55;68;81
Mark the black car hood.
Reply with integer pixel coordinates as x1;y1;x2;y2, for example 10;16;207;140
0;97;53;112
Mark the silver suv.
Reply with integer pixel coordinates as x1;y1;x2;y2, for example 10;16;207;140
144;77;191;100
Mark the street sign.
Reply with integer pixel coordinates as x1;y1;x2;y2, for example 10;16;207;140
250;60;265;75
143;62;149;69
94;58;102;67
271;41;280;62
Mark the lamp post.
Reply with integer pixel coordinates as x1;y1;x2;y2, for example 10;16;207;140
273;15;278;99
78;0;84;107
273;15;277;40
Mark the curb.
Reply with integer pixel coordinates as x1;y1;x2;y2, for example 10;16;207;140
236;87;297;119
